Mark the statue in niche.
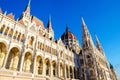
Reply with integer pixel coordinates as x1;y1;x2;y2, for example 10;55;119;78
24;55;31;72
12;52;19;70
36;60;39;74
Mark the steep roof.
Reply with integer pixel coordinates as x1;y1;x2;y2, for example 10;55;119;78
32;16;44;29
18;19;25;26
7;13;14;20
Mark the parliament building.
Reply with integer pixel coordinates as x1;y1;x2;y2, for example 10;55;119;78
0;1;117;80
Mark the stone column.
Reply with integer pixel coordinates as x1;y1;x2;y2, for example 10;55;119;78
64;64;67;79
19;53;25;72
2;51;9;68
50;63;53;79
33;55;37;75
58;62;60;77
43;60;46;77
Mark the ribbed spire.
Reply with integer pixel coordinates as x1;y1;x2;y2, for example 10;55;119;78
82;17;94;48
95;34;103;53
24;0;31;14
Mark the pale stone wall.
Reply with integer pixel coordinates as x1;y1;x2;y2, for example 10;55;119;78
0;12;80;80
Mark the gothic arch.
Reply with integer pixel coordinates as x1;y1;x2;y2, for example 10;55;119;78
52;60;56;76
22;52;32;72
45;58;50;76
60;62;64;77
36;55;43;75
6;47;20;70
0;42;7;67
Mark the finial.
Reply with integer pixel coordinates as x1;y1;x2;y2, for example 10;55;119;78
81;17;86;26
66;24;69;32
49;14;51;22
28;0;31;7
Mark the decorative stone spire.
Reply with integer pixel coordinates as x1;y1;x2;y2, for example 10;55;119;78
95;34;104;53
47;15;52;31
66;24;69;32
24;0;31;14
82;17;94;49
46;16;54;39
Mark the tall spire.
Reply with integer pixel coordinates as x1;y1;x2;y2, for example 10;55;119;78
24;0;31;14
95;34;103;53
82;17;94;48
66;24;69;32
47;15;52;30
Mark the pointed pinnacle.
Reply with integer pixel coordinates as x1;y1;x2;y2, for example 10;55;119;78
66;24;69;32
81;17;86;26
28;0;31;7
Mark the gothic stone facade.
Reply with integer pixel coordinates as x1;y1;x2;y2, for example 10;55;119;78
0;1;117;80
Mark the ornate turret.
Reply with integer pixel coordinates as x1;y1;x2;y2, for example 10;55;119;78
24;0;31;14
82;18;94;49
95;35;104;54
19;0;31;26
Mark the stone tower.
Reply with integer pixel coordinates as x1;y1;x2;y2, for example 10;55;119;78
82;18;98;80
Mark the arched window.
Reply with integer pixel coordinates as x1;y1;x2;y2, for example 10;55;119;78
4;27;9;36
13;31;18;39
22;52;32;72
36;56;43;75
6;47;20;70
52;61;56;76
45;58;50;76
29;36;34;45
8;28;13;37
21;34;25;42
0;25;5;34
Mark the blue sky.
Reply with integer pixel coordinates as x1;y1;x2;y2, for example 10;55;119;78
0;0;120;78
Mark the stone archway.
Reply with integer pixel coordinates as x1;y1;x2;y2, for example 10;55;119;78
45;58;50;76
6;47;20;70
22;52;32;72
36;55;43;75
52;61;56;77
0;42;6;67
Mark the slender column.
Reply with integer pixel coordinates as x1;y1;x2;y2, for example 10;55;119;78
58;62;60;77
64;64;67;79
33;55;37;74
19;53;25;72
50;62;53;79
43;59;46;77
2;50;9;68
50;61;52;77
